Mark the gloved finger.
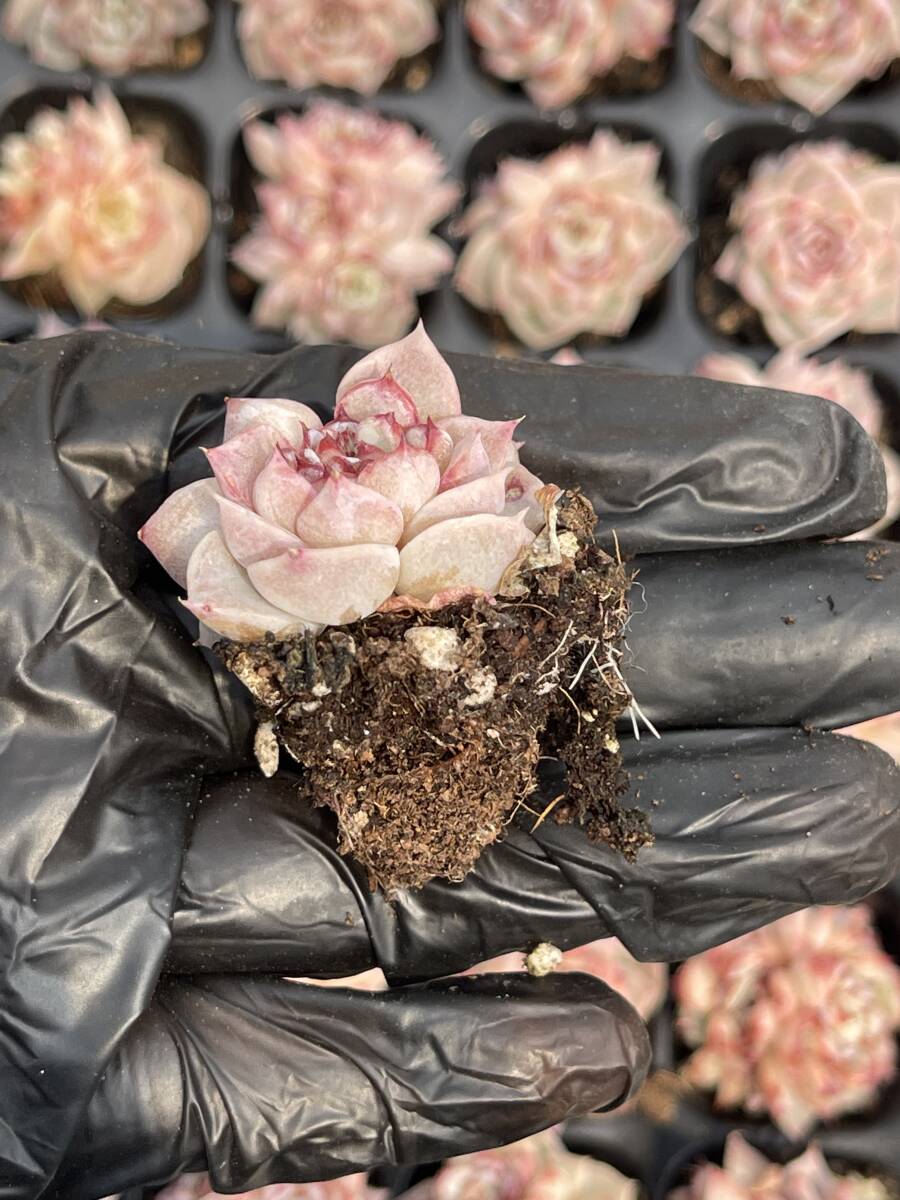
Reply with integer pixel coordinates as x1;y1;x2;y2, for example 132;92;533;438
166;728;900;977
625;540;900;730
448;356;886;552
49;973;650;1200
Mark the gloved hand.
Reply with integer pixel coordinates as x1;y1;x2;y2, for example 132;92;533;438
1;333;897;1200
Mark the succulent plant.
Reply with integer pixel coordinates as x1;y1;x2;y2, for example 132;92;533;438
468;937;668;1021
694;350;900;537
466;0;675;108
2;0;208;73
714;141;900;352
691;0;900;114
671;1132;893;1200
236;0;439;94
232;102;458;347
455;132;688;349
411;1129;640;1200
155;1171;383;1200
0;89;209;315
139;322;546;642
674;906;900;1139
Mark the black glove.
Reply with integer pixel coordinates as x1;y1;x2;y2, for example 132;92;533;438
0;333;897;1200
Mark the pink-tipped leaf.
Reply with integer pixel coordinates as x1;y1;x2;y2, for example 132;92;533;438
402;469;509;545
205;423;281;507
138;477;221;589
224;396;322;445
334;374;419;427
216;494;303;566
295;475;404;547
184;530;309;641
357;441;441;524
252;446;319;530
438;433;493;492
335;321;461;422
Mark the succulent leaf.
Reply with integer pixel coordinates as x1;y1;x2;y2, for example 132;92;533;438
139;327;549;640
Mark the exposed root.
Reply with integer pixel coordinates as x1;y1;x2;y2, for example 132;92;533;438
218;491;654;893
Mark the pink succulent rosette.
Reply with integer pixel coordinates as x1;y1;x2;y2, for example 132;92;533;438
467;937;667;1021
236;0;439;94
714;141;900;352
232;102;458;347
0;89;209;315
407;1130;640;1200
695;350;900;537
691;0;900;114
2;0;208;73
154;1170;384;1200
671;1131;892;1200
674;906;900;1139
465;0;674;108
455;131;688;350
139;323;546;643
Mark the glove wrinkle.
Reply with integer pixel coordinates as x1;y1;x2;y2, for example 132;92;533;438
48;975;649;1200
167;728;900;979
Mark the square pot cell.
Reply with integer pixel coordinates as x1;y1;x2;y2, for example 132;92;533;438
225;100;450;341
453;116;679;352
693;120;900;349
0;87;209;321
229;0;446;96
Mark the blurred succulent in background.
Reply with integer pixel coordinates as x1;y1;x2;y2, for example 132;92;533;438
691;0;900;114
674;906;900;1139
455;131;687;349
469;937;667;1022
139;323;545;641
236;0;439;93
2;0;208;73
695;350;900;537
0;89;209;315
155;1170;384;1200
715;141;900;352
232;102;458;346
406;1129;639;1200
671;1132;892;1200
466;0;674;107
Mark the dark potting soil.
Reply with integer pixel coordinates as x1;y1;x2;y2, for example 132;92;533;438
695;209;769;345
218;492;651;893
